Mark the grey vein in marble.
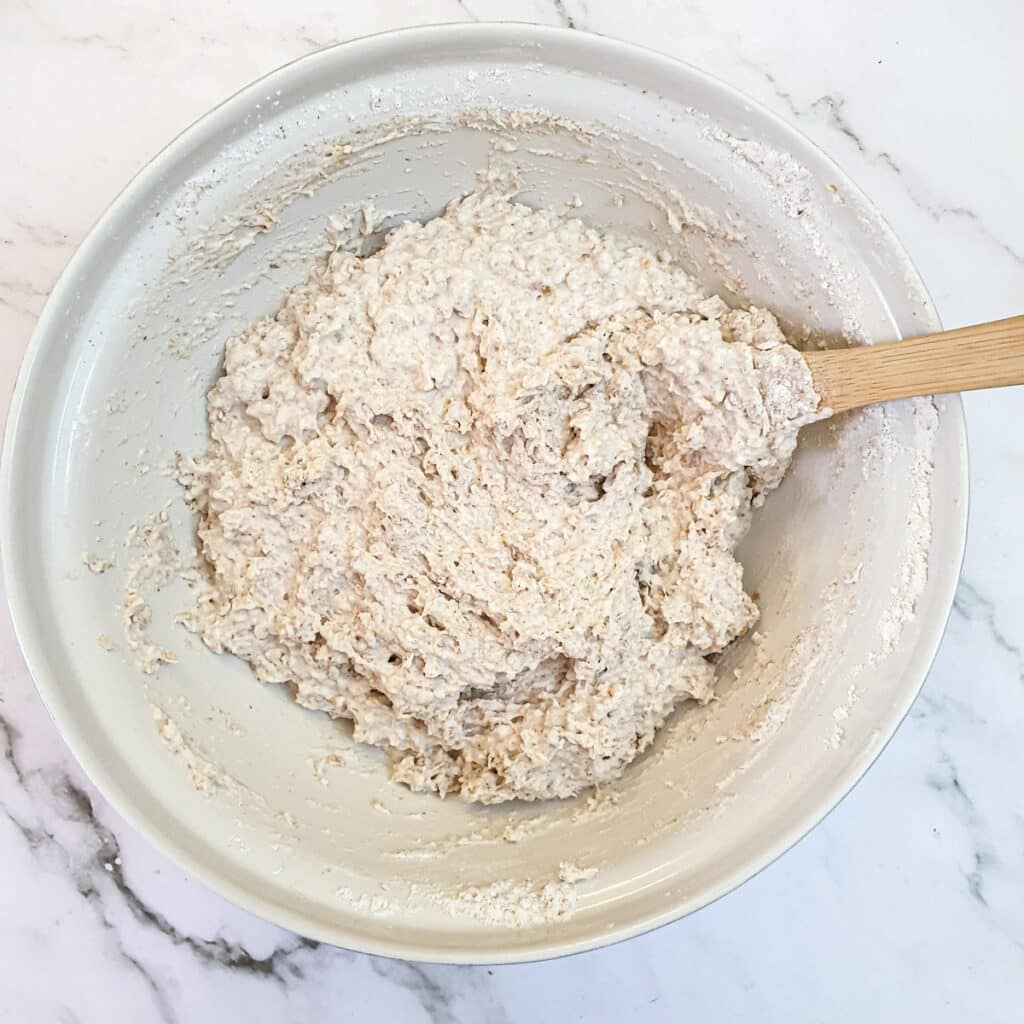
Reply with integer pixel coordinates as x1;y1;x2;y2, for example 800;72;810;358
0;278;49;320
1;706;520;1022
366;958;515;1024
7;220;75;249
370;960;458;1023
926;750;1000;908
954;580;1023;681
551;0;577;29
0;710;324;1019
55;31;131;56
745;67;1023;267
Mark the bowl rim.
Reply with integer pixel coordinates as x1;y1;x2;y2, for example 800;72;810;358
1;21;969;964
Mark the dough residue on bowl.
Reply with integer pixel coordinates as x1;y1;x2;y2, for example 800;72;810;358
177;188;823;803
120;509;181;673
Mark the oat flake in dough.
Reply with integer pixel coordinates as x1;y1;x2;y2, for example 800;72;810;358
179;189;823;804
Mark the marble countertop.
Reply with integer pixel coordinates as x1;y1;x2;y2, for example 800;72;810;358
3;1;1022;1020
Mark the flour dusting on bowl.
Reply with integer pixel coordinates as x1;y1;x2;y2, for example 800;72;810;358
2;27;966;960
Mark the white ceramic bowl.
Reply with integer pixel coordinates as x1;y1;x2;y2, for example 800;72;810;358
2;24;967;963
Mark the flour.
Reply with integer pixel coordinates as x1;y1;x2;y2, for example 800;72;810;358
412;874;583;928
152;704;231;795
872;399;937;660
708;398;937;762
81;552;114;573
152;704;299;833
307;748;347;787
407;854;598;928
700;124;865;341
335;886;399;916
384;782;619;861
120;509;181;673
384;812;551;861
558;860;599;883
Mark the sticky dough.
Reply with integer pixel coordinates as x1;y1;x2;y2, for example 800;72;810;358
179;190;822;803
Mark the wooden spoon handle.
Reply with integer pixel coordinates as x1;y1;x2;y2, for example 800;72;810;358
803;314;1024;414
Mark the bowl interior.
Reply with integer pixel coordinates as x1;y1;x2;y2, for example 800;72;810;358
2;26;967;962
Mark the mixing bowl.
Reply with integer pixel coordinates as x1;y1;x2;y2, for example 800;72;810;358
1;24;967;962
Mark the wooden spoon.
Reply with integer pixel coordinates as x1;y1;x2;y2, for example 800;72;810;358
803;314;1024;414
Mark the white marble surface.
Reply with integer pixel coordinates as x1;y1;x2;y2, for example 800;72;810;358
2;1;1023;1020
